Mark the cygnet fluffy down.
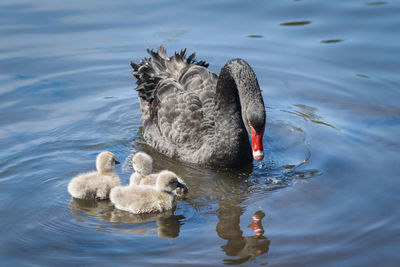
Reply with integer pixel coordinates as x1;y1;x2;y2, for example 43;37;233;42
68;151;120;200
110;170;185;214
129;152;153;185
129;152;188;199
137;173;188;200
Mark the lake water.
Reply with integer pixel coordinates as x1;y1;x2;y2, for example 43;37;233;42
1;0;399;266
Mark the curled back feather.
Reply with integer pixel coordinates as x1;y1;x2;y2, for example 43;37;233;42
131;45;209;104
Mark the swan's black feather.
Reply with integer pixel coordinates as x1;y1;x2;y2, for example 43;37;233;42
131;46;264;167
131;46;209;104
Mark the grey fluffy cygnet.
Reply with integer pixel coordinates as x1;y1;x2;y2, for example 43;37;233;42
110;170;185;214
129;152;153;185
129;152;188;199
68;151;120;200
137;173;188;200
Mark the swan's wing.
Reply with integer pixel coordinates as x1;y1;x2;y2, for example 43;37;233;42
131;46;217;158
152;64;218;154
131;46;208;123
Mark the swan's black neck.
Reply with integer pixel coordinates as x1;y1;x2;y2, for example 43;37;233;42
212;59;265;167
216;58;265;131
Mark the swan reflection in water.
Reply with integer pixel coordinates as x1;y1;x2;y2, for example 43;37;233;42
69;197;270;263
217;202;270;265
68;198;184;238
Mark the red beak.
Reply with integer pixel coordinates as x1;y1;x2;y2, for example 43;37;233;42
250;125;264;161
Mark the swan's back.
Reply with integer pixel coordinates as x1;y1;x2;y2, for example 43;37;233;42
131;46;219;164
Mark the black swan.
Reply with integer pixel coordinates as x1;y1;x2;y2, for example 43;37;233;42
130;46;266;168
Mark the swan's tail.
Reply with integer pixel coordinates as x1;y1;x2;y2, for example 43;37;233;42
130;45;208;103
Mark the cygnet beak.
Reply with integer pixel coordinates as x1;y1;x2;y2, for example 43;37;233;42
115;159;120;165
176;182;185;188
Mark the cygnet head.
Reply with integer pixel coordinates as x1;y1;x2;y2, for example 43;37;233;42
96;151;120;174
156;170;185;192
132;152;153;175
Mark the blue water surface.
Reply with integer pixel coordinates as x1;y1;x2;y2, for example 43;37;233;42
0;0;399;266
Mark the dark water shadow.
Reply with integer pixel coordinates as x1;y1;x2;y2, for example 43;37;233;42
247;35;264;38
320;39;343;44
280;21;311;26
366;1;388;6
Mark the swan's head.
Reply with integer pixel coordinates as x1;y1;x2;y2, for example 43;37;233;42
221;58;266;162
245;105;266;162
96;151;120;174
156;170;186;192
132;152;153;175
